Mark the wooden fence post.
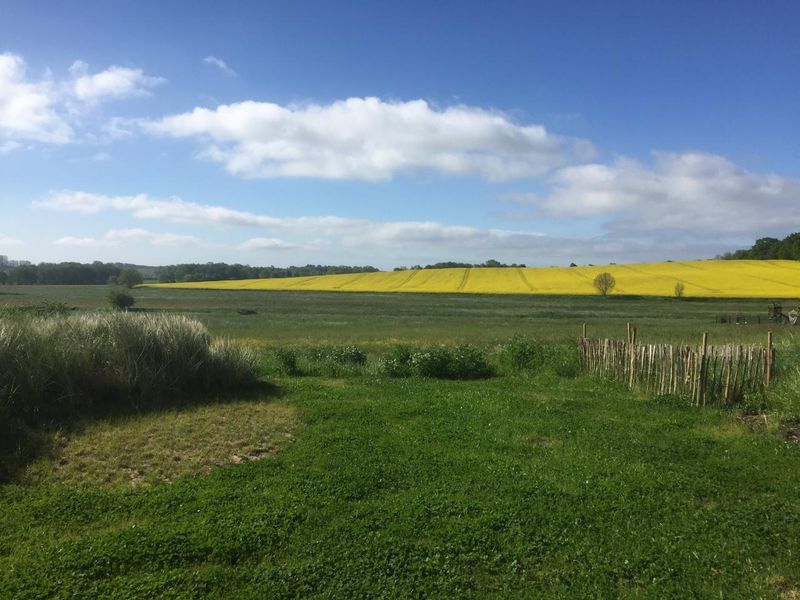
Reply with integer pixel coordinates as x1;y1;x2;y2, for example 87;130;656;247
697;332;708;406
766;331;773;386
582;323;587;339
628;326;637;388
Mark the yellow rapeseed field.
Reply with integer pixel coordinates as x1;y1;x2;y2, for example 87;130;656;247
147;260;800;298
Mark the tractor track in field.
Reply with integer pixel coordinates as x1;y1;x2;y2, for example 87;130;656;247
457;268;471;291
390;269;420;290
516;268;536;291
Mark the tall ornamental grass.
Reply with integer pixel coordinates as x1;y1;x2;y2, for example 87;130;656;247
0;312;258;426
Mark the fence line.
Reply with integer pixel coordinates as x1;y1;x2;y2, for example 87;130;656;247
578;325;774;406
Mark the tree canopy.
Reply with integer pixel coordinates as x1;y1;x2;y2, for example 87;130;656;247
720;233;800;260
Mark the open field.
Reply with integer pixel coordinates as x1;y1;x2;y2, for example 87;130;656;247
149;260;800;298
2;285;800;596
2;376;799;597
0;284;792;347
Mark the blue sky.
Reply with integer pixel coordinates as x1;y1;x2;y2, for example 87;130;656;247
1;0;798;268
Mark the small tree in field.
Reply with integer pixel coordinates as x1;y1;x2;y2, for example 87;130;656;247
674;281;685;299
117;268;144;289
593;272;616;296
108;289;135;311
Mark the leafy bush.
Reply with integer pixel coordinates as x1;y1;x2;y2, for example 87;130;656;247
378;346;415;377
307;345;368;376
274;347;301;376
410;346;455;378
379;344;494;380
497;336;578;377
108;289;135;311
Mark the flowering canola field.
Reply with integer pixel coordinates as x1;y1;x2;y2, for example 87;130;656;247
148;260;800;298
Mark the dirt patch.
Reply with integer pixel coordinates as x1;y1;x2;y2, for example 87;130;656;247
781;419;800;445
768;575;800;599
739;413;769;434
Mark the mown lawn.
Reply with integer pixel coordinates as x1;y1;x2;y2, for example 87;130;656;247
2;374;799;598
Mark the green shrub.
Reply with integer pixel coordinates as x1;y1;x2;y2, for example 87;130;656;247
274;347;301;376
497;336;578;377
377;346;414;377
410;346;455;378
448;345;495;379
108;289;135;311
388;344;494;380
307;345;368;376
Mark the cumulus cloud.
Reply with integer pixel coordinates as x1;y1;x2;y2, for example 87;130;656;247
516;152;800;240
144;97;593;180
0;52;163;149
55;228;199;248
0;53;73;143
202;56;237;77
68;60;164;104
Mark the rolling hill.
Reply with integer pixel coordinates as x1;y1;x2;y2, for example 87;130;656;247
147;260;800;298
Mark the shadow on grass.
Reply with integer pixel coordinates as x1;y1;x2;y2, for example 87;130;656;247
0;380;283;485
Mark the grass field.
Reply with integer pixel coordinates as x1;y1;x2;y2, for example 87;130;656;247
148;260;800;299
2;285;800;597
2;376;799;597
0;284;791;346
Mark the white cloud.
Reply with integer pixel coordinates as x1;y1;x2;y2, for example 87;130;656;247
0;53;73;144
68;61;165;104
36;190;604;265
36;190;365;231
239;237;298;250
38;180;798;266
55;228;199;248
202;56;237;77
0;140;22;154
0;52;163;149
145;97;592;180
0;232;23;246
518;152;800;239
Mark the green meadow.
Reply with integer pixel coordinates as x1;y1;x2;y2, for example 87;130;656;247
1;286;799;598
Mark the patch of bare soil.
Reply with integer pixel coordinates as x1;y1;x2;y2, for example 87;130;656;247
781;419;800;445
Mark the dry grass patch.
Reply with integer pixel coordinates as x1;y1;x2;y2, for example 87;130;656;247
25;399;300;487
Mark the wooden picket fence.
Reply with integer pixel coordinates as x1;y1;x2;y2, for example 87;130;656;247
578;324;774;406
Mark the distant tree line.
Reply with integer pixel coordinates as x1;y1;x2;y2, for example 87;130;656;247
156;263;379;283
0;259;533;286
0;262;133;285
720;233;800;260
393;259;526;271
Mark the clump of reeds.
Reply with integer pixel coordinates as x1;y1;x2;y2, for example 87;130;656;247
0;312;258;427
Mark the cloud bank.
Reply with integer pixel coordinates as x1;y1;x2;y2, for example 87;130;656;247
509;152;800;240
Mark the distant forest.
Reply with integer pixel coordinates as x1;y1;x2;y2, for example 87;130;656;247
155;263;379;283
394;259;526;271
0;261;379;285
0;262;152;286
720;232;800;260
